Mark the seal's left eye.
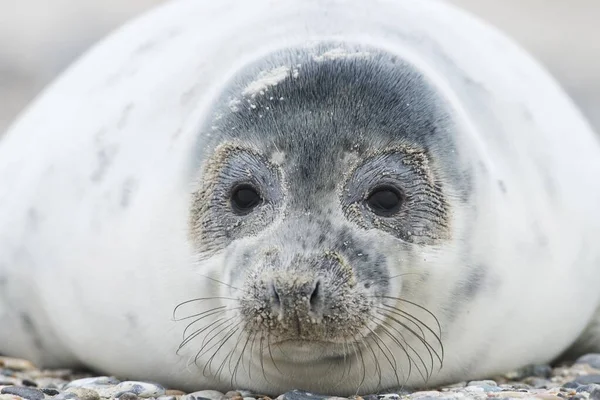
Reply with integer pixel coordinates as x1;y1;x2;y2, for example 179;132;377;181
366;185;404;217
230;184;262;215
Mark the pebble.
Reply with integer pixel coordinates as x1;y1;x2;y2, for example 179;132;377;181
185;390;227;400
573;375;600;385
165;390;187;396
575;354;600;369
65;387;101;400
65;377;121;388
113;382;165;398
3;354;600;400
116;393;139;400
0;387;44;400
280;390;327;400
0;359;36;372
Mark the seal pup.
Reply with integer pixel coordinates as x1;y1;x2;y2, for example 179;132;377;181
1;0;599;396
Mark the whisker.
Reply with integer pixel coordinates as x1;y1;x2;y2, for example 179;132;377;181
375;310;435;382
365;324;402;389
178;316;228;353
371;317;414;384
172;296;238;320
202;327;239;377
379;303;444;367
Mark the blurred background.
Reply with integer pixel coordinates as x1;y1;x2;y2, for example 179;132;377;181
0;0;599;135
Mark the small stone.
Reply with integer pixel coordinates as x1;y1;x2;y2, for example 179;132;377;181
20;381;36;388
156;396;177;400
113;382;165;398
570;395;587;400
468;380;497;387
225;392;241;399
576;384;600;393
116;393;139;400
361;396;378;400
65;388;100;400
524;377;552;388
1;387;44;400
0;358;36;372
42;389;60;396
234;393;255;399
185;390;226;400
576;354;600;370
281;391;327;400
53;393;80;400
165;390;186;396
527;365;553;378
0;395;24;400
563;382;581;389
243;398;256;400
64;377;120;388
574;375;600;385
377;395;400;400
488;391;529;398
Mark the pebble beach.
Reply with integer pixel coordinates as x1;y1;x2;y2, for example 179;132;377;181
1;354;600;400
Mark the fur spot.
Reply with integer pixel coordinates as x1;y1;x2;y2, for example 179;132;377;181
19;313;44;350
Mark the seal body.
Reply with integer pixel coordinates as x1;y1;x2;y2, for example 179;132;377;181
0;0;599;395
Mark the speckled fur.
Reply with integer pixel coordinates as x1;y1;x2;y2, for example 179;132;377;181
0;0;599;396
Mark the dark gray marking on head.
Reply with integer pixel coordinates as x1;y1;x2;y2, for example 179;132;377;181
19;312;44;350
192;42;469;202
117;104;134;130
120;178;138;208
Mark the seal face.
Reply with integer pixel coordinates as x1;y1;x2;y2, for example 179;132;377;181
181;44;458;388
1;0;600;396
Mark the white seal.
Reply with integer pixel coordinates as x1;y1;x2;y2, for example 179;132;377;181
1;0;599;396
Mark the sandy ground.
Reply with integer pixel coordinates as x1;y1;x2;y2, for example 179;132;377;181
0;0;599;134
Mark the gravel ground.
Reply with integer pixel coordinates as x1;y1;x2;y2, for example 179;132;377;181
2;354;600;400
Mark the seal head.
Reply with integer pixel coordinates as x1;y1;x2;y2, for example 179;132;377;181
183;44;460;390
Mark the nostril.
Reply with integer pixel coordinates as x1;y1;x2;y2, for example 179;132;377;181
270;282;281;307
309;280;322;313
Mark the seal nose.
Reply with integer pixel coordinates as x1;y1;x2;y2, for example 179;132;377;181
270;278;324;319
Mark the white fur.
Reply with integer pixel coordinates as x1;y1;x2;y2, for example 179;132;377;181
0;0;599;395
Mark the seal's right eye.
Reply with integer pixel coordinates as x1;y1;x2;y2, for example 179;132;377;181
230;184;262;215
366;185;404;217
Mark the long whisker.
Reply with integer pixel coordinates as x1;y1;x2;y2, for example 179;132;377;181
172;296;237;320
365;323;402;389
375;310;435;382
177;316;227;353
379;302;444;367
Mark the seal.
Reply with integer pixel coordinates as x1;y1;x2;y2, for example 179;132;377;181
0;0;599;396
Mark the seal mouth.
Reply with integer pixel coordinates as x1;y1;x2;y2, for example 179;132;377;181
268;338;352;362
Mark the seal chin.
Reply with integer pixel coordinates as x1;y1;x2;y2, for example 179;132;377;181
267;339;349;363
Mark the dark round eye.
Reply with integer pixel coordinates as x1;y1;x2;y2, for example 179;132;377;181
366;185;404;216
230;184;262;215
